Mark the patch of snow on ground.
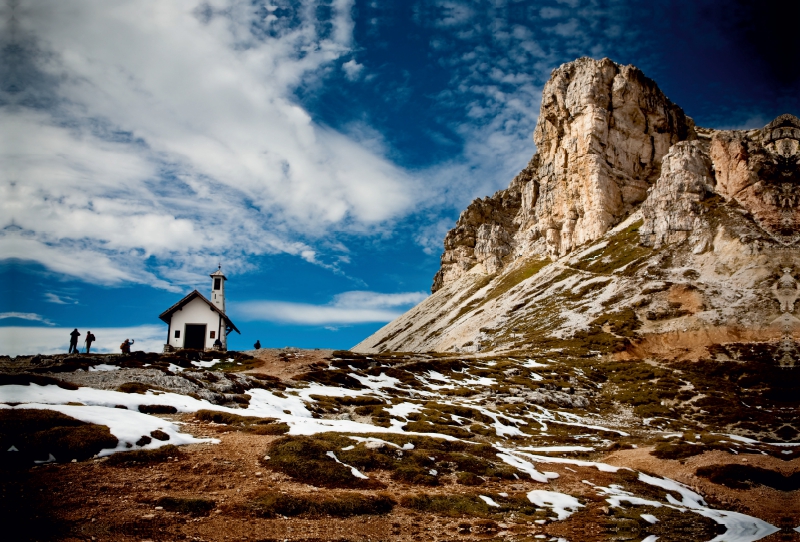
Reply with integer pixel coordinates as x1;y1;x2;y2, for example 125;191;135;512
3;403;216;456
495;452;550;483
523;359;549;368
641;514;659;524
325;451;369;479
526;490;584;520
347;436;401;449
513;450;622;473
520;446;595;452
637;473;779;542
479;495;500;507
349;373;402;392
386;402;423;418
591;474;779;542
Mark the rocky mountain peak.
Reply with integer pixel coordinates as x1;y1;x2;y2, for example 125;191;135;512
356;58;800;367
432;57;694;293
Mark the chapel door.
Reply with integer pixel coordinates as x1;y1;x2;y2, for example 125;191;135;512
184;324;207;350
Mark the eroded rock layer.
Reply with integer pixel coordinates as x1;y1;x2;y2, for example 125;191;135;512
355;57;800;364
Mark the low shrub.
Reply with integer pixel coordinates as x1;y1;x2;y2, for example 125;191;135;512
391;464;439;486
399;494;491;517
264;435;381;488
696;464;800;491
154;496;215;516
246;492;395;518
295;370;364;389
650;441;703;460
245;423;290;435
0;375;78;390
150;430;170;441
194;409;288;434
195;410;265;425
118;382;159;394
0;409;117;463
105;444;184;466
335;396;384;406
138;404;178;414
456;472;484;486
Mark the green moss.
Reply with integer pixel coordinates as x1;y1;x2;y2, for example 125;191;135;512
573;220;652;275
399;494;491;517
246;492;395;518
484;258;551;302
264;435;384;489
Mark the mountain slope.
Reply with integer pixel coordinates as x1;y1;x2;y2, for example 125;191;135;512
354;58;800;364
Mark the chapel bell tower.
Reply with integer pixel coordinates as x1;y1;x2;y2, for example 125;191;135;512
210;265;227;313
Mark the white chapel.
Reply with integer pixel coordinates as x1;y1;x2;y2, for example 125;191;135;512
159;267;240;351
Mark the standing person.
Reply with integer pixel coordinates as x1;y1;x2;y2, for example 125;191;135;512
68;329;81;354
120;338;134;354
254;340;261;350
85;331;96;354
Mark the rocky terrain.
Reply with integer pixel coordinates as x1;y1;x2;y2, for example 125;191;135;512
355;58;800;366
1;348;798;541
2;57;800;541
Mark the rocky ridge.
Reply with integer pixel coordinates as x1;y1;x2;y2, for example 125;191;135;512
355;57;800;364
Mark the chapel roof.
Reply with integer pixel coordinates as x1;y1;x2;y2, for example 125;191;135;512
158;290;240;334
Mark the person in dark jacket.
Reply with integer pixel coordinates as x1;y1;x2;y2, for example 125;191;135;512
120;339;134;354
85;331;96;354
68;329;81;354
254;340;261;349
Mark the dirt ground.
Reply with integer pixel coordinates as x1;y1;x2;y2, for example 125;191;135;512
5;418;799;542
241;348;335;381
3;348;799;541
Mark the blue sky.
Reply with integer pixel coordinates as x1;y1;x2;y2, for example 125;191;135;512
2;0;799;354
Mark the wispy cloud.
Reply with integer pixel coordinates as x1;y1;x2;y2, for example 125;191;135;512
1;0;418;288
0;325;166;356
44;293;76;305
234;290;427;325
0;312;55;326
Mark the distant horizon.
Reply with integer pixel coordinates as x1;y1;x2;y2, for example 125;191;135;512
3;0;799;354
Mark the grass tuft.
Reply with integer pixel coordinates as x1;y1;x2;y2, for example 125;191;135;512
105;444;184;466
246;492;395;518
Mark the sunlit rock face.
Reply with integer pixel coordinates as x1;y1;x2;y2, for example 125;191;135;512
711;114;800;244
356;57;800;366
432;57;694;293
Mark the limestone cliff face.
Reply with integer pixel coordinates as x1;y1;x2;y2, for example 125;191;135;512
432;57;694;292
355;57;800;365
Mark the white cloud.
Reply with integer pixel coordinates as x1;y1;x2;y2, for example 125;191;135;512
0;0;419;287
0;313;55;326
234;290;428;325
0;325;167;356
44;293;76;305
342;59;364;81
